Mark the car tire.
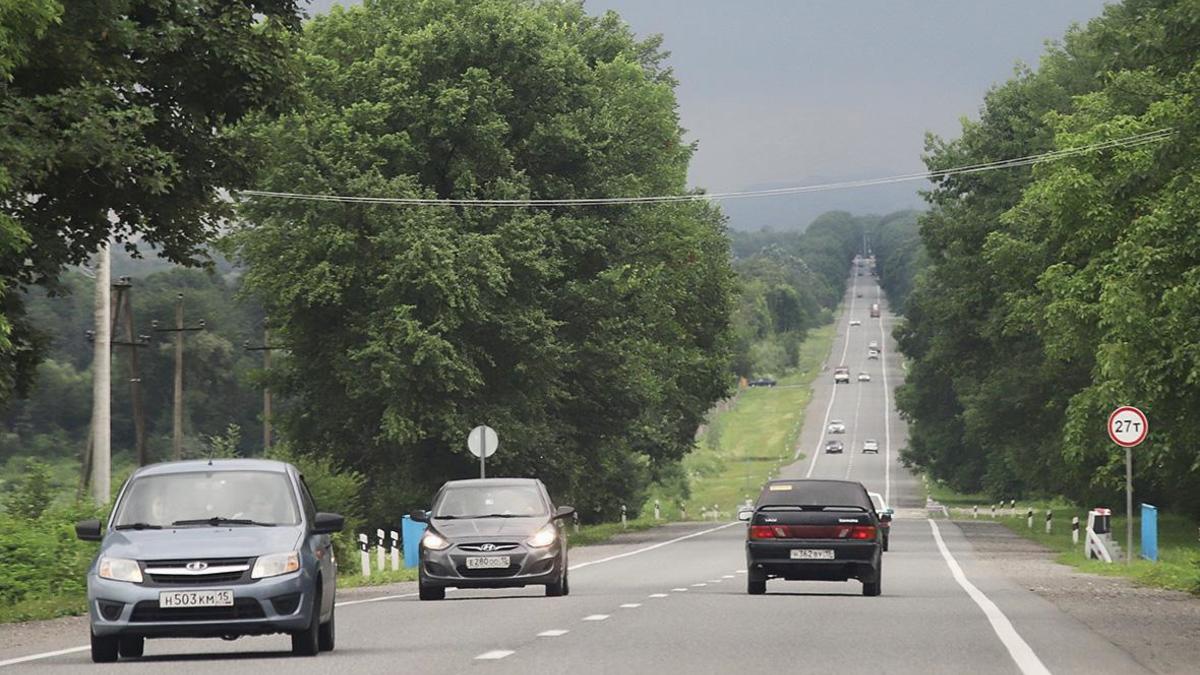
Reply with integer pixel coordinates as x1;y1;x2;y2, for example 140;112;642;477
418;578;446;601
90;631;119;663
291;591;321;656
318;603;335;652
546;565;567;597
118;636;144;658
863;560;882;597
747;568;767;595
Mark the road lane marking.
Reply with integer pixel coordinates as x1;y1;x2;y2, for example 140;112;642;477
707;579;722;583
844;370;865;480
671;587;689;592
619;603;641;608
648;593;668;598
736;569;746;574
475;650;515;660
0;647;90;668
928;520;1051;675
568;522;738;572
690;582;707;587
336;592;418;607
722;574;734;579
879;285;893;504
803;279;857;471
582;614;609;621
538;630;569;637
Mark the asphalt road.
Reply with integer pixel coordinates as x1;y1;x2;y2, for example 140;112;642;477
1;273;1157;674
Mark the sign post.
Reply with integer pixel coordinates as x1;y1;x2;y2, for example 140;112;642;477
468;424;499;479
1107;405;1148;564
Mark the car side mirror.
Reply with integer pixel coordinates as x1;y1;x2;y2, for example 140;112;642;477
553;506;576;520
312;512;345;535
737;510;753;522
75;519;103;541
409;509;429;523
879;513;892;523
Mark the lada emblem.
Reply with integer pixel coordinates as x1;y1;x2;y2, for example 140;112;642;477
185;561;208;572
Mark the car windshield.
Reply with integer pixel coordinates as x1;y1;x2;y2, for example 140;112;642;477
433;484;548;519
113;470;300;528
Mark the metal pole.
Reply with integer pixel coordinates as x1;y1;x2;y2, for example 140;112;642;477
173;293;183;460
479;428;486;479
263;327;272;450
90;243;111;505
1126;446;1133;564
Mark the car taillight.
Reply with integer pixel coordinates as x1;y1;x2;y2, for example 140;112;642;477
749;526;776;539
849;525;876;540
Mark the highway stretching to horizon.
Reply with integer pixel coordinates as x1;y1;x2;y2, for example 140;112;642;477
0;272;1155;674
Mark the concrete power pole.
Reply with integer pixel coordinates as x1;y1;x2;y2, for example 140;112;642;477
89;244;112;506
153;294;205;461
244;325;280;451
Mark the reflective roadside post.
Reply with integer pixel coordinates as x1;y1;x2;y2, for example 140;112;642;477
1108;406;1148;564
358;533;370;578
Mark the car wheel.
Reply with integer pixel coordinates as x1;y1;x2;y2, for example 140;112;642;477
118;636;144;658
883;533;890;552
546;565;567;597
747;568;767;595
318;603;335;652
291;590;321;656
418;572;446;601
863;559;883;597
90;631;119;663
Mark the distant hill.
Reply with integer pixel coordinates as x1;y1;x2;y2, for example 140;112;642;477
717;177;926;231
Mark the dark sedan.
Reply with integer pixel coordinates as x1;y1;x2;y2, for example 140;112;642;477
741;479;887;596
411;478;575;600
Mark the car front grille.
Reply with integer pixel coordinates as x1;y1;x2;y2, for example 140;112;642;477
142;558;252;586
129;598;265;623
458;543;519;552
457;564;522;578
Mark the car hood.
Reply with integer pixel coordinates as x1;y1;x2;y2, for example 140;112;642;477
430;517;547;540
101;526;304;561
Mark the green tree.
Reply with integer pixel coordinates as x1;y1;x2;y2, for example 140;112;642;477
232;0;735;522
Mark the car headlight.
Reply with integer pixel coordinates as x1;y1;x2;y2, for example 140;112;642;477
251;551;301;579
98;557;143;583
422;530;451;551
526;523;557;548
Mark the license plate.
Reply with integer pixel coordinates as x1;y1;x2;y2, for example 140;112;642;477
790;549;835;560
158;589;234;608
465;556;510;569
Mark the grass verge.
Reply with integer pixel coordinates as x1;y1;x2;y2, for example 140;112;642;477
932;479;1200;595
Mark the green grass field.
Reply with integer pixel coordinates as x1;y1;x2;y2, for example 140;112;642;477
929;479;1200;595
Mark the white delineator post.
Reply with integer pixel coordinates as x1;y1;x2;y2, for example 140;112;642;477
1045;510;1052;534
390;530;400;571
358;533;371;577
991;504;996;519
376;528;385;571
1072;516;1080;545
1027;508;1033;529
973;505;978;519
621;505;627;530
654;500;661;521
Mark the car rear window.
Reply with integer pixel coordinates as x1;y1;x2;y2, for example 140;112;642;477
757;480;871;509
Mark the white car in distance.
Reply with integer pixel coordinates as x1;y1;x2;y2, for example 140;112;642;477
858;372;870;382
827;419;846;434
849;319;862;326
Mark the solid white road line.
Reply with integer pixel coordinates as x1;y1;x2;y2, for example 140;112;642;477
0;647;90;669
879;284;893;504
582;614;609;622
538;630;569;637
568;522;738;572
648;593;668;598
619;603;641;608
336;592;418;607
475;650;515;660
928;520;1051;675
804;279;857;473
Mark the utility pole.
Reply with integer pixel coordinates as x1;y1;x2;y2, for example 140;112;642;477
110;277;151;465
244;324;282;451
153;294;205;460
89;243;111;506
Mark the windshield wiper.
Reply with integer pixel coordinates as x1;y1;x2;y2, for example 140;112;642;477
171;517;277;527
473;513;531;518
114;522;162;530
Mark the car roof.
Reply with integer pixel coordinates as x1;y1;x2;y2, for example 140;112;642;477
131;458;292;478
440;478;542;488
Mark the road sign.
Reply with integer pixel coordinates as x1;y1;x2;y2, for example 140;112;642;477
468;425;498;458
1107;406;1148;447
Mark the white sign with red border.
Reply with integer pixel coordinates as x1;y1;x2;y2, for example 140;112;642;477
1107;406;1148;447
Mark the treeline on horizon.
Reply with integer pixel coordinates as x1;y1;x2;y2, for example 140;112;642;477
890;0;1200;517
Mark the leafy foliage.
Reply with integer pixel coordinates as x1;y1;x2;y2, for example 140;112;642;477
896;0;1200;516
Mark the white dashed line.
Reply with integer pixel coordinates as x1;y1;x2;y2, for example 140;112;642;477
538;630;569;638
648;593;669;598
736;569;747;574
475;650;515;660
582;614;610;622
722;575;735;579
619;603;642;608
691;582;707;587
708;579;723;583
672;587;689;592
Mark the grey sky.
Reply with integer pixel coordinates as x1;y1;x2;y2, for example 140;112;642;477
304;0;1112;227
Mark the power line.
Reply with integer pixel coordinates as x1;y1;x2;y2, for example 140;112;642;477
236;128;1174;208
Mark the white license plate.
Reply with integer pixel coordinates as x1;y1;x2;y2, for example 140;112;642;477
465;556;511;569
790;549;835;560
158;589;234;608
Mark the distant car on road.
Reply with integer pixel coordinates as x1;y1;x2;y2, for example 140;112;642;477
74;459;345;662
857;372;870;382
862;439;879;454
856;292;863;297
834;366;850;384
743;479;887;595
867;349;880;360
868;341;879;351
748;377;776;387
849;319;861;326
826;419;846;434
411;478;575;600
824;440;845;454
869;491;893;551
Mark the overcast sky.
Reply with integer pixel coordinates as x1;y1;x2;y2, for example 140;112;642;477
304;0;1112;226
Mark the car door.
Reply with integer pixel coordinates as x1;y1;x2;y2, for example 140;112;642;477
298;475;336;611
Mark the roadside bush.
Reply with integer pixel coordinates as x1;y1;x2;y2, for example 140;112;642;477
268;445;366;572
